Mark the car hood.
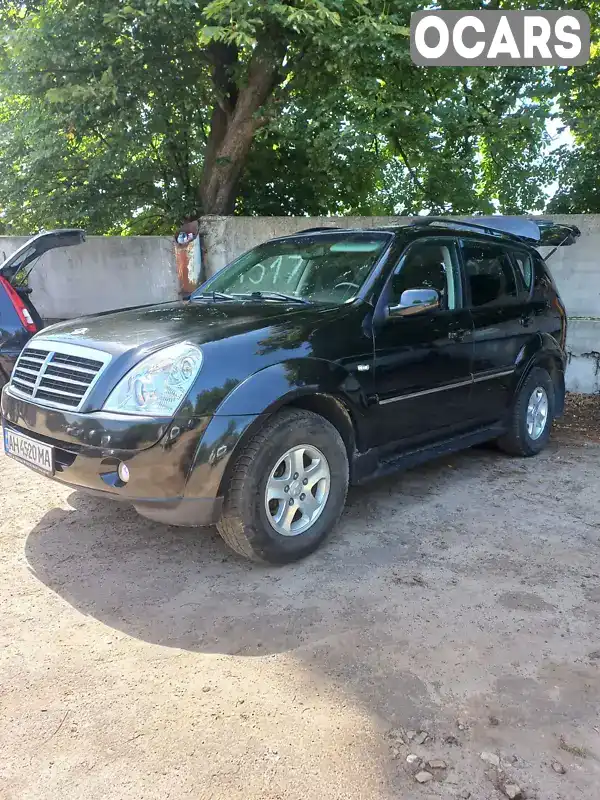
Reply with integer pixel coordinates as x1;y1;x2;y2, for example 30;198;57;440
36;299;340;357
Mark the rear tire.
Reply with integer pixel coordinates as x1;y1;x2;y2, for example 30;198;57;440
497;367;555;457
217;409;349;563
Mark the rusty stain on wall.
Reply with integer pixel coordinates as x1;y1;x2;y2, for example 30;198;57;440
175;239;197;295
174;220;204;295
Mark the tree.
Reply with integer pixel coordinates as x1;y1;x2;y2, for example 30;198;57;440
0;0;408;232
547;47;600;213
0;1;556;233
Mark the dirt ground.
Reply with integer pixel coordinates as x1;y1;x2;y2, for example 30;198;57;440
554;393;600;444
2;411;600;800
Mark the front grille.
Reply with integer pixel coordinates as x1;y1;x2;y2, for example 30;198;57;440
10;341;111;411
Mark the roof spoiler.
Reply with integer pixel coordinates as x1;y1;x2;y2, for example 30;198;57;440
0;229;86;283
535;220;581;248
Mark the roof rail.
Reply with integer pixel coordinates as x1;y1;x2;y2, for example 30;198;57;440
295;226;342;234
413;216;541;243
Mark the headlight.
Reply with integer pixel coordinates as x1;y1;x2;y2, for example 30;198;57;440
103;343;203;416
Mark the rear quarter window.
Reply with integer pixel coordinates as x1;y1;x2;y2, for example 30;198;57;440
532;253;558;293
512;251;534;292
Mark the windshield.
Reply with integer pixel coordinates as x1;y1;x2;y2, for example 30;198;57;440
193;232;391;305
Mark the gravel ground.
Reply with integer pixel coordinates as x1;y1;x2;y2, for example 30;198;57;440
2;423;600;800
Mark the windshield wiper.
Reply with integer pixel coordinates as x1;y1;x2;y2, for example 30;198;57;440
193;290;237;301
240;291;311;305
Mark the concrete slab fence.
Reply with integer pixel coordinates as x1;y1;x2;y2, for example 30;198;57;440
1;214;599;393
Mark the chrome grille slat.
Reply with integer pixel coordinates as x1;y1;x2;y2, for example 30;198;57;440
13;365;39;377
52;354;103;370
24;348;51;358
39;373;91;388
13;373;37;387
12;379;35;394
19;356;47;368
35;389;80;407
36;384;86;398
46;362;98;376
9;341;111;411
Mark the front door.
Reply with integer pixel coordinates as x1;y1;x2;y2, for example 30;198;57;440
460;238;533;423
371;237;474;448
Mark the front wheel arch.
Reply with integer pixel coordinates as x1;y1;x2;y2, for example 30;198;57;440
217;407;349;562
216;390;358;499
285;393;357;461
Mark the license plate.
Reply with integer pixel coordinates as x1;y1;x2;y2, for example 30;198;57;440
3;427;54;476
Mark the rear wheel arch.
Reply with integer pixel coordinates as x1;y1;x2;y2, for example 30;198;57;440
498;365;555;456
516;349;565;418
512;332;565;412
537;354;565;417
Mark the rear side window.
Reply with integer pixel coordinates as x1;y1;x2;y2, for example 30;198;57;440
532;252;558;292
461;241;518;307
512;251;534;291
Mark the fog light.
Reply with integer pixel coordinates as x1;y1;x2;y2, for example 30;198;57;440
117;462;130;483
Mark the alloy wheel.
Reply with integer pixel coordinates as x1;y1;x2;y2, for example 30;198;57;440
264;444;331;536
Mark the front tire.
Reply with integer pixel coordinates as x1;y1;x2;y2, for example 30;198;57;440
217;409;349;563
497;367;555;456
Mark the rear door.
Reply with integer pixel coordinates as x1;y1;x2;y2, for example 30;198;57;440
371;237;475;448
462;238;533;423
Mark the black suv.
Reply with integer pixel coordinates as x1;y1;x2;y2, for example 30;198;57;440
1;217;576;563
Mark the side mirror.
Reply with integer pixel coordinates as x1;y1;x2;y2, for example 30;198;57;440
389;288;440;317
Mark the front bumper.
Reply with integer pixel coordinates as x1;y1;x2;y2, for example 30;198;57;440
1;388;259;527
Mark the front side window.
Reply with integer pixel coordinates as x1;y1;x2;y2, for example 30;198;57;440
461;241;518;307
389;240;460;310
194;233;391;305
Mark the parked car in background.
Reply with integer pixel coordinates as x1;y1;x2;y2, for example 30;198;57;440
1;217;577;563
0;229;85;390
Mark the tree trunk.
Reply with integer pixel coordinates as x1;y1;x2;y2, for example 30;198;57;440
199;40;285;215
199;111;260;214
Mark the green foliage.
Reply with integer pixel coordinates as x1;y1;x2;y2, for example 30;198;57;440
0;0;567;234
0;0;212;232
547;39;600;213
240;57;554;216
